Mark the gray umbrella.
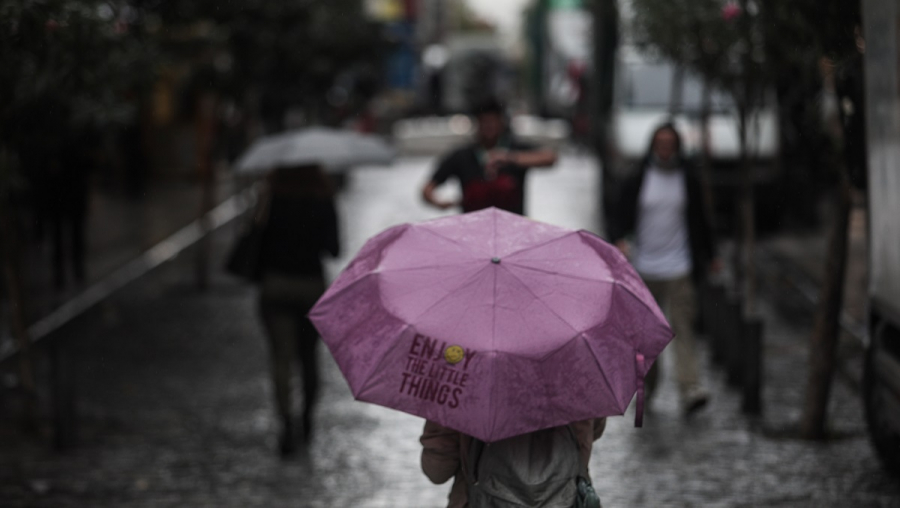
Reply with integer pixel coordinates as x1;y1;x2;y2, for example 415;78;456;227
235;127;396;174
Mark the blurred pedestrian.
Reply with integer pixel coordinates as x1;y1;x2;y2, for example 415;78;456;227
606;123;721;415
421;97;557;215
44;134;92;289
256;164;340;456
420;418;605;508
122;113;148;200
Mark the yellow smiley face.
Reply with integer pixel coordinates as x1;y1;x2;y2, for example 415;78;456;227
444;345;465;365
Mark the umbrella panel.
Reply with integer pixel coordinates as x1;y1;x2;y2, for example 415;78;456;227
310;208;672;442
235;127;394;174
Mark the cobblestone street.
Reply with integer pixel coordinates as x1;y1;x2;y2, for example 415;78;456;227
1;153;898;507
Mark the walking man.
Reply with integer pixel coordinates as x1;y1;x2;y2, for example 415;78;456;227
421;98;557;215
607;123;721;415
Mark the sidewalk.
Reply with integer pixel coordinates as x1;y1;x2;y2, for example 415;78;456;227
0;157;897;507
755;199;869;391
6;173;237;337
757;199;868;336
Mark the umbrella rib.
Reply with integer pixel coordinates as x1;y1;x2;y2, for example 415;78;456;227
488;349;499;442
354;324;411;401
435;277;491;350
380;260;485;274
613;281;669;326
580;332;628;414
491;210;498;347
313;271;378;307
501;230;581;258
571;230;668;326
498;266;581;337
409;264;493;323
383;264;484;314
489;211;498;441
418;227;485;257
502;262;613;284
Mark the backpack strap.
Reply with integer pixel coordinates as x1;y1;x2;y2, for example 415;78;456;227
563;424;589;479
635;353;646;428
468;435;486;484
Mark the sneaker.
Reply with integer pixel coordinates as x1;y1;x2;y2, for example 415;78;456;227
683;390;709;417
301;410;314;444
278;415;296;457
279;430;296;457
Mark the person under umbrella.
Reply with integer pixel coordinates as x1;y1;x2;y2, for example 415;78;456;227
310;207;673;505
421;97;557;216
234;127;395;176
255;164;339;456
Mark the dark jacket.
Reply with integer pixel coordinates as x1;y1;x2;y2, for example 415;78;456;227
606;158;716;283
258;194;339;278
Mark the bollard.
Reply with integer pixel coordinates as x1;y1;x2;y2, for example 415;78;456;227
709;285;728;366
741;317;764;415
698;282;713;337
726;294;744;387
50;341;76;451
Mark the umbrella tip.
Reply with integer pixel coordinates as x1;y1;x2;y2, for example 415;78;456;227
491;257;501;264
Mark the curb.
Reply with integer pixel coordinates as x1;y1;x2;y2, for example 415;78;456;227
755;245;867;391
0;186;255;365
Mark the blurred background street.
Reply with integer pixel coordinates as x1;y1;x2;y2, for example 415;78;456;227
1;154;897;507
2;0;900;506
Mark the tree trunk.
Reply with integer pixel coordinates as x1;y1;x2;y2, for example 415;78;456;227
698;79;716;228
800;173;852;440
739;105;756;315
194;92;217;291
738;0;756;315
669;65;685;116
590;0;619;229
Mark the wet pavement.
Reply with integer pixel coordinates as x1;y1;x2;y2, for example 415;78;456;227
13;177;235;325
1;152;899;507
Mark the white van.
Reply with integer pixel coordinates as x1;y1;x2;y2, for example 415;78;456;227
608;46;780;229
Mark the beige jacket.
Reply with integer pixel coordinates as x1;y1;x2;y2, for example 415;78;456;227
420;418;607;508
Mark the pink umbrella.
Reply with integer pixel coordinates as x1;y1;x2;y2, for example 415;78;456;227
309;207;672;443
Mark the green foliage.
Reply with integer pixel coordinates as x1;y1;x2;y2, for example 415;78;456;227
630;0;861;101
147;0;389;120
1;0;388;141
0;0;154;139
630;0;763;101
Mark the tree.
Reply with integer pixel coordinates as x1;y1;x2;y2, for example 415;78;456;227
0;0;153;429
781;0;863;441
631;0;864;438
587;0;620;228
147;0;388;130
631;0;768;314
139;0;388;287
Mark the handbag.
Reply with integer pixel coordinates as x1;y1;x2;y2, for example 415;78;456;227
225;187;270;282
225;224;265;281
575;476;602;508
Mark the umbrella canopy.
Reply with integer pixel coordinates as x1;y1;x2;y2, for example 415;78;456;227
234;127;395;174
309;208;672;443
